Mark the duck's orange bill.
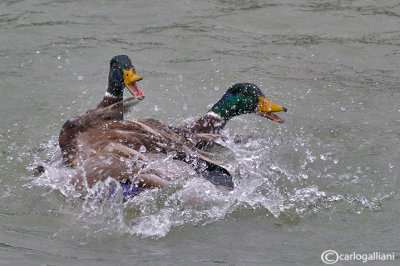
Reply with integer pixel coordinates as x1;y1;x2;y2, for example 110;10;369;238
123;67;145;100
255;96;287;123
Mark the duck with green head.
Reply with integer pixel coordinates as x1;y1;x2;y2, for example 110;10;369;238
58;56;287;196
59;55;145;167
175;83;287;149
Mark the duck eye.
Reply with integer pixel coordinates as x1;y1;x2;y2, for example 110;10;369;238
242;90;249;96
112;62;117;69
126;73;129;76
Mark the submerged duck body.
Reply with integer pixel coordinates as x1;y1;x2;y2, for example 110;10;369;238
58;55;287;195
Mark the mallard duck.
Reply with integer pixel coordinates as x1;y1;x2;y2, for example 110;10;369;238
172;82;287;150
58;55;287;196
59;55;144;167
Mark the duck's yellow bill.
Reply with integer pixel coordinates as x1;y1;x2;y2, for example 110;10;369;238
255;96;287;123
123;67;144;100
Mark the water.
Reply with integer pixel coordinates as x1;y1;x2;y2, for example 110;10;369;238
1;0;399;265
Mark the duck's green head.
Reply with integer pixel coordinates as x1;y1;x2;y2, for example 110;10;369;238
107;55;144;100
211;83;287;122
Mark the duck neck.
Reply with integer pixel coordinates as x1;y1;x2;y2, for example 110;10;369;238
96;91;123;109
189;111;227;134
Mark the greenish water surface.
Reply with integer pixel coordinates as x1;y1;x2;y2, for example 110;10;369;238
0;0;399;265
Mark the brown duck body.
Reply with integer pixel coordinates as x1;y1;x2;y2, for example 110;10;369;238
59;95;125;167
59;96;232;190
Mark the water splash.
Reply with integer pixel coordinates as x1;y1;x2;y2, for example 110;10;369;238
26;119;391;239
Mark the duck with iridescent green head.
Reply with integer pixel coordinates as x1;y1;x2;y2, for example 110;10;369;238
175;83;287;149
59;55;145;167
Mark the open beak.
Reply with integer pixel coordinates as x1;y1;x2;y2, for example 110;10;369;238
255;96;287;123
123;67;145;100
